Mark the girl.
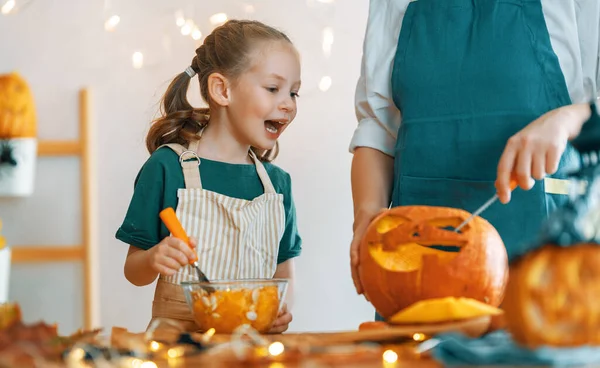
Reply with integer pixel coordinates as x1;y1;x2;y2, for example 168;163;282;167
116;19;302;333
348;0;599;320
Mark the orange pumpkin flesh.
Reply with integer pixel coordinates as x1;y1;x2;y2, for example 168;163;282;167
358;206;508;319
503;244;600;348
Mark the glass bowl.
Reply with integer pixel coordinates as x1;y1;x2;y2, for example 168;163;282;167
181;278;288;334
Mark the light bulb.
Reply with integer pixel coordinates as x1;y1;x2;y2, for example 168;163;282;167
319;76;332;92
132;51;144;69
104;15;120;31
209;12;228;26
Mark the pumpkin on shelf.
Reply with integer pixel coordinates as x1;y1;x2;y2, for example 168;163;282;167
358;205;509;320
0;71;37;197
0;72;37;139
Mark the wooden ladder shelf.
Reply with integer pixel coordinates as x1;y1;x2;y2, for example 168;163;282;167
11;88;95;329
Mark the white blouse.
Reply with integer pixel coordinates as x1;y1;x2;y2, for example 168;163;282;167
350;0;600;157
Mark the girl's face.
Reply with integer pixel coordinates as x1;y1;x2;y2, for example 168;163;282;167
227;41;301;151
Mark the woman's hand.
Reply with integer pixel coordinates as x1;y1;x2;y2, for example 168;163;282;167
496;104;591;204
350;207;387;296
268;303;293;334
147;236;198;276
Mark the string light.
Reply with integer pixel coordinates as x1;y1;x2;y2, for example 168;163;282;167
1;0;15;15
167;347;185;359
180;20;193;36
382;349;398;364
121;358;158;368
67;347;86;363
104;14;120;31
412;333;426;341
132;51;144;69
148;341;161;352
201;327;216;343
209;12;228;26
319;76;332;92
175;10;185;27
322;26;334;57
128;358;144;368
191;27;202;40
267;341;285;356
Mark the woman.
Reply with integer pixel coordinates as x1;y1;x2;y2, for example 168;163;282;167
349;0;600;314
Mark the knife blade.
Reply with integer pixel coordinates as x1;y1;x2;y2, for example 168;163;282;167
454;179;518;233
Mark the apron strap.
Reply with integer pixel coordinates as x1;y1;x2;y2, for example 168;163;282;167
249;150;277;194
157;127;275;193
160;142;203;190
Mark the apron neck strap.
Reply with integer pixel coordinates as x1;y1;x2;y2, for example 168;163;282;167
248;150;277;194
160;142;203;190
159;127;277;194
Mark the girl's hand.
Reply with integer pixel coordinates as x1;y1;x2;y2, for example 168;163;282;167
268;303;293;334
350;207;388;296
147;236;198;276
495;104;590;204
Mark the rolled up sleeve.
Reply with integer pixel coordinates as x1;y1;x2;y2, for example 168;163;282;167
349;0;410;157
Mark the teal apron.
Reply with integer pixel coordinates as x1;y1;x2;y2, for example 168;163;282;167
375;0;580;321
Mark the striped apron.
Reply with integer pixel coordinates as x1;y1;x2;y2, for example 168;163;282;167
148;131;286;332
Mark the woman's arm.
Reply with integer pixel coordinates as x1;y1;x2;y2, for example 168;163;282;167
350;148;394;295
349;0;409;295
351;148;394;220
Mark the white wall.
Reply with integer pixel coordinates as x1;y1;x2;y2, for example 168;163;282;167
0;0;375;334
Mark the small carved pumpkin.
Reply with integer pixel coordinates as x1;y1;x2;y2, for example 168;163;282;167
358;206;508;319
503;244;600;347
0;72;37;139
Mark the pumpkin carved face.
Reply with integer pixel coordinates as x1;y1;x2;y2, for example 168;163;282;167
0;72;37;139
503;244;600;347
359;206;508;319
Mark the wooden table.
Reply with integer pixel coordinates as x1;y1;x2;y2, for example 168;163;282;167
108;326;445;368
131;341;441;368
106;317;496;368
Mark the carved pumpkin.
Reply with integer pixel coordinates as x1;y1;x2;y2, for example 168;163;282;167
0;72;36;139
503;244;600;347
358;206;508;319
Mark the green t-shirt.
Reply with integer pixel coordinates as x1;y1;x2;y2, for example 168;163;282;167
115;147;302;264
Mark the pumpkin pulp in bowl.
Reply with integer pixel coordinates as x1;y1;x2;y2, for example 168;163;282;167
181;279;288;334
